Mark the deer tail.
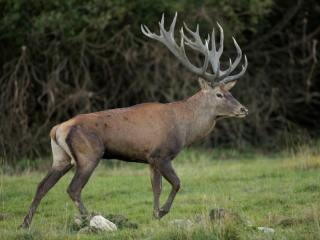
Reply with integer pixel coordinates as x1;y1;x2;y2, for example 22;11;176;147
50;124;61;144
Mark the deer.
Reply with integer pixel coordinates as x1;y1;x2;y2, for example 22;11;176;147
21;12;248;228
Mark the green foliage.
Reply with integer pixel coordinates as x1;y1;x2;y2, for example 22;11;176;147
16;159;35;171
15;158;52;172
0;0;275;47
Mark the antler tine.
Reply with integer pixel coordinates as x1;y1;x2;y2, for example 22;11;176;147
161;13;164;27
183;22;206;53
211;27;216;53
141;24;161;41
231;38;242;70
220;37;242;74
219;38;244;81
217;58;233;81
169;12;178;40
209;27;218;74
221;55;248;84
216;23;224;57
141;25;152;37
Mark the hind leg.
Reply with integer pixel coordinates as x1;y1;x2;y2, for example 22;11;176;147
66;156;100;215
20;140;73;228
62;125;104;214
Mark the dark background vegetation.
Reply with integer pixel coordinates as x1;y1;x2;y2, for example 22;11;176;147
0;0;319;165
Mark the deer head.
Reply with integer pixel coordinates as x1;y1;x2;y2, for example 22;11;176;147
141;13;249;118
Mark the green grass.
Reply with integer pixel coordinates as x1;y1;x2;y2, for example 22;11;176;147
1;146;320;239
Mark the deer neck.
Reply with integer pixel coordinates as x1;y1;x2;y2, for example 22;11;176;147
174;91;217;147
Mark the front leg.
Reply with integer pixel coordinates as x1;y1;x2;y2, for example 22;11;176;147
149;165;162;218
151;157;180;218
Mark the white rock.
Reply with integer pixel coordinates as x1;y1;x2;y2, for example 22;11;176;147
90;215;117;232
258;227;275;233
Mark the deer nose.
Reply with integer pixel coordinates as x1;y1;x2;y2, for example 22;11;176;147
241;107;248;115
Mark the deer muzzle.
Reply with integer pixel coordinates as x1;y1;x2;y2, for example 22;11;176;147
240;107;248;116
235;107;248;117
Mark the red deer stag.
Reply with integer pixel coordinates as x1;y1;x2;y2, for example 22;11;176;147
21;13;248;227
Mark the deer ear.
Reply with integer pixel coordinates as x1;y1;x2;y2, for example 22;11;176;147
198;77;210;90
224;80;237;91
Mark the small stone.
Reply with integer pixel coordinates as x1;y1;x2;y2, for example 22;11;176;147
78;226;101;234
209;208;253;226
74;218;82;227
74;214;83;227
258;227;275;233
78;226;90;233
169;219;193;228
90;215;117;232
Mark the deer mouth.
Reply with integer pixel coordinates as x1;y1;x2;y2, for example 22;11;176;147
235;113;247;118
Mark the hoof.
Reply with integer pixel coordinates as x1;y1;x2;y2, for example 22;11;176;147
158;208;168;218
153;211;160;219
19;222;29;229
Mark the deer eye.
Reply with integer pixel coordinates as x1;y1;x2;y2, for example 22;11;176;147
216;93;223;98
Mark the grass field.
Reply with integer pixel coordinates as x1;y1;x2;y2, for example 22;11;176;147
1;144;320;239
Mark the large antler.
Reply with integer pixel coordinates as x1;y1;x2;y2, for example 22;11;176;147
141;12;248;87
